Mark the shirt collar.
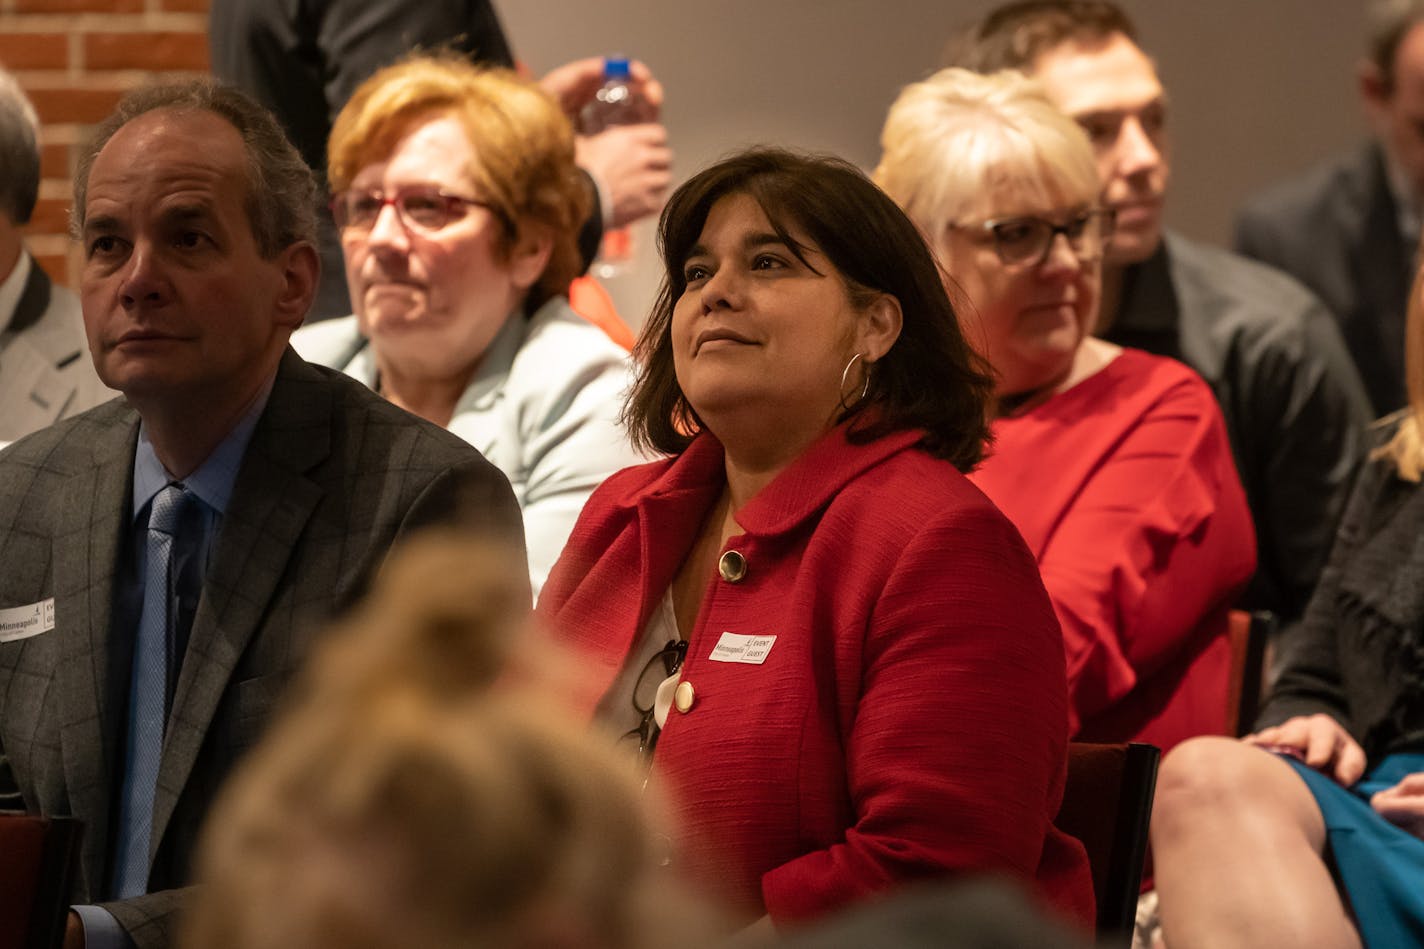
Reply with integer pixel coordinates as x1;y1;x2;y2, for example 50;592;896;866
1111;237;1178;334
450;306;527;414
131;374;277;521
0;252;32;335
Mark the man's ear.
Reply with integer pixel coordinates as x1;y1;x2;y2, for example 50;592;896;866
508;221;555;292
1360;58;1392;110
860;293;904;364
272;242;320;330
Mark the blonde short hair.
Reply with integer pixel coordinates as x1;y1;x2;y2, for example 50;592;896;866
328;55;590;312
184;699;685;949
874;67;1099;245
181;534;711;949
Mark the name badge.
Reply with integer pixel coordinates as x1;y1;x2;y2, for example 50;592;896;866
708;632;776;665
0;598;55;643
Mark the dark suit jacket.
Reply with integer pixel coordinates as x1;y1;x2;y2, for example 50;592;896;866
0;257;114;444
0;348;523;947
208;0;513;180
1104;233;1373;631
1235;142;1412;416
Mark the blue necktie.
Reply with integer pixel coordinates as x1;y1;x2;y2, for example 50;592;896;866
112;483;195;899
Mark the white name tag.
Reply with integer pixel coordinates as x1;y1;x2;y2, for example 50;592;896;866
708;632;776;665
0;598;55;643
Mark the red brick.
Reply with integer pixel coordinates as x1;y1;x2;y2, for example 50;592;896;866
29;86;126;125
160;0;210;11
27;197;69;236
86;31;209;72
39;144;69;181
13;0;143;11
0;33;67;70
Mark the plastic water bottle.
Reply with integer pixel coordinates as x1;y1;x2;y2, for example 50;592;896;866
579;57;638;133
580;56;640;279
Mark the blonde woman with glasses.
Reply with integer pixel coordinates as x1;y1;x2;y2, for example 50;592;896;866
877;68;1254;755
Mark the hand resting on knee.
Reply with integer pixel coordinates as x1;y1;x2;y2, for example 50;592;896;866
1244;713;1366;786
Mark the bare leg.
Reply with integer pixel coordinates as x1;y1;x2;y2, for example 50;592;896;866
1151;736;1361;949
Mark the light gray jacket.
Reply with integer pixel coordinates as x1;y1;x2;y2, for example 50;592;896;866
293;297;641;595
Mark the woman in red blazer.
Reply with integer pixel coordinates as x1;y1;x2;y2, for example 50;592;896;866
540;148;1094;932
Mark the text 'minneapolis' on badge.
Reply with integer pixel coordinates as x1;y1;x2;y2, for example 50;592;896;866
708;631;776;664
0;598;56;643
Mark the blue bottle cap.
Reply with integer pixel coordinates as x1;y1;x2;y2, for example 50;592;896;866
604;56;631;80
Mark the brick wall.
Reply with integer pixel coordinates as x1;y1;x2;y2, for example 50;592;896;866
0;0;210;287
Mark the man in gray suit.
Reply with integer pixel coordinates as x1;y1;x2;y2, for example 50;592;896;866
947;1;1374;643
0;67;112;445
0;80;523;948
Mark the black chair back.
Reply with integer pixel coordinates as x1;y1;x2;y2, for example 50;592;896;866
1056;742;1160;947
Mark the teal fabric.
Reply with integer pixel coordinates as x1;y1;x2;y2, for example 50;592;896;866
1284;753;1424;949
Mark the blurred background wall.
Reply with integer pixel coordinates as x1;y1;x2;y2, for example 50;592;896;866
0;0;1369;328
498;0;1369;325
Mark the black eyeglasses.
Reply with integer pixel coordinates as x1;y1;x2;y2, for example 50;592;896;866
620;639;688;762
329;184;497;234
954;208;1116;268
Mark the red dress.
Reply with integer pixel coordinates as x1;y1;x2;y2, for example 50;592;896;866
971;349;1255;753
540;425;1095;928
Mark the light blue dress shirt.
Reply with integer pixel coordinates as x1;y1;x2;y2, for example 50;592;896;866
75;379;273;949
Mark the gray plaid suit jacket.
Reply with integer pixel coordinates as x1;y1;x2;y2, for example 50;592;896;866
0;347;523;947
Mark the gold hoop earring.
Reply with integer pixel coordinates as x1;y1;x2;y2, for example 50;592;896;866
839;352;871;413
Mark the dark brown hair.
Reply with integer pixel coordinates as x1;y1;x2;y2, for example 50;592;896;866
942;1;1137;74
624;146;994;472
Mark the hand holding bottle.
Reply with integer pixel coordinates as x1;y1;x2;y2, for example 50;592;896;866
538;56;662;123
543;56;672;274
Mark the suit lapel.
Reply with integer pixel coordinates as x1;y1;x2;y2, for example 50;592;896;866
631;438;726;634
6;255;51;336
151;351;330;854
54;407;138;891
0;263;76;434
446;312;524;459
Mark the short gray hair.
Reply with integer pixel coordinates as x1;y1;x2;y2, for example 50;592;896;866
72;77;318;257
0;68;41;225
875;67;1100;250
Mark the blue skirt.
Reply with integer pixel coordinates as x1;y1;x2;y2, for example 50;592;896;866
1283;753;1424;949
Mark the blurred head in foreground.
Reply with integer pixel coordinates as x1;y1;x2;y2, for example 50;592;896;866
182;534;710;949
